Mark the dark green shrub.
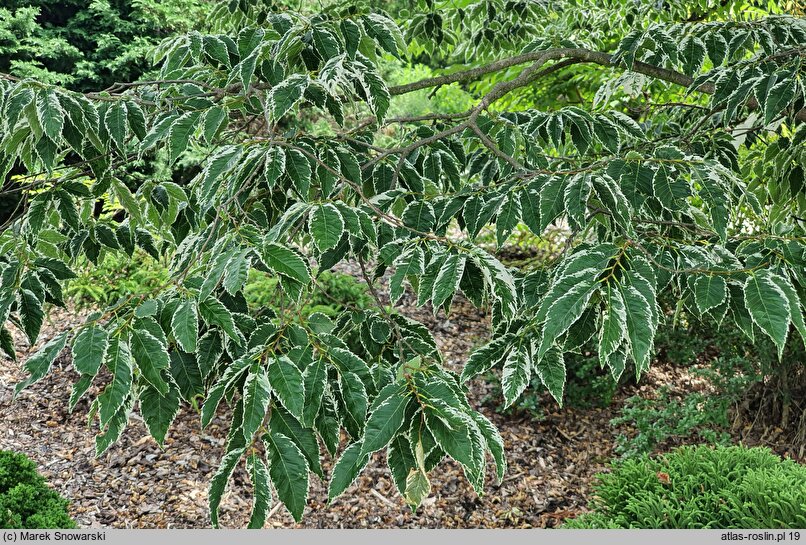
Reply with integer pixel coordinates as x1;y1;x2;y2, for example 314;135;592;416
0;1;210;92
0;451;76;529
564;445;806;529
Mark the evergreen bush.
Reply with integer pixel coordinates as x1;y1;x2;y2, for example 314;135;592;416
564;445;806;528
0;451;76;529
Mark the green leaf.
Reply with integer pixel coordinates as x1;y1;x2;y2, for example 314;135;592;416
242;364;271;442
404;468;430;509
432;254;466;311
97;336;133;425
769;274;806;348
95;396;132;456
105;101;128;150
169;351;203;402
469;411;506;482
599;284;626;364
501;344;530;408
328;441;370;502
744;271;790;358
460;333;514;382
223;251;250;296
309;203;344;252
536;276;598;359
402;201;436;232
694;275;727;314
209;446;246;528
171;299;199;353
72;324;108;376
270;74;309;120
261;242;310;284
247;454;272;529
538;177;566;231
37;90;64;142
269;407;323;478
14;331;67;396
302;357;327;426
620;284;656;377
363;14;404;58
388;435;416;495
360;391;410;457
761;76;796;124
168;111;201;163
533;345;565;406
0;326;15;362
265;431;309;522
130;327;170;395
197;331;224;380
267;356;305;420
199;297;241;344
139;385;180;446
338;370;368;437
285;149;312;197
18;289;44;345
424;402;477;477
33;257;76;280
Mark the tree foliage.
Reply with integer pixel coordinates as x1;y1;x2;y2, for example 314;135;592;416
1;0;805;526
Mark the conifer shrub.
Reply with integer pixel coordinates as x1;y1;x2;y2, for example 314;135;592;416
564;445;806;529
0;451;76;529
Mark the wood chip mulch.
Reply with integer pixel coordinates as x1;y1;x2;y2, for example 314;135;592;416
1;284;696;529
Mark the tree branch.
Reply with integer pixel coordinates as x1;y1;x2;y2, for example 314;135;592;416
389;47;806;122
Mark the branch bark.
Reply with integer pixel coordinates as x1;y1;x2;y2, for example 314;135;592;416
389;47;806;122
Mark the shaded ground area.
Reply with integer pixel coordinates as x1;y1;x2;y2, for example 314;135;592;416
1;276;798;528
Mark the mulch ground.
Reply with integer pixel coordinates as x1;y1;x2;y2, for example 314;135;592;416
1;268;789;528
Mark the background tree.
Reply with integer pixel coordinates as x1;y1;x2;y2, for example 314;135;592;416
0;0;804;527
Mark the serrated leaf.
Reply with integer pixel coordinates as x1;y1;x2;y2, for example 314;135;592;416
694;275;727;314
536;277;597;359
270;407;323;478
328;440;369;502
169;351;203;402
14;331;67;395
139;384;180;446
130;327;170;394
261;242;311;284
265;431;309;522
501;343;530;408
247;454;272;529
402;201;436;232
268;356;305;420
338;370;368;437
209;446;246;528
744;271;790;358
309;203;344;252
171;299;199;353
620;284;656;377
97;336;133;425
360;391;410;457
168;111;201;163
599;285;626;364
37;90;64;142
460;333;514;382
242;365;271;441
197;331;224;380
72;324;108;376
270;74;309;120
533;345;565;405
388;435;416;495
199;297;241;344
432;254;466;311
105;101;128;150
18;289;44;345
302;357;327;426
